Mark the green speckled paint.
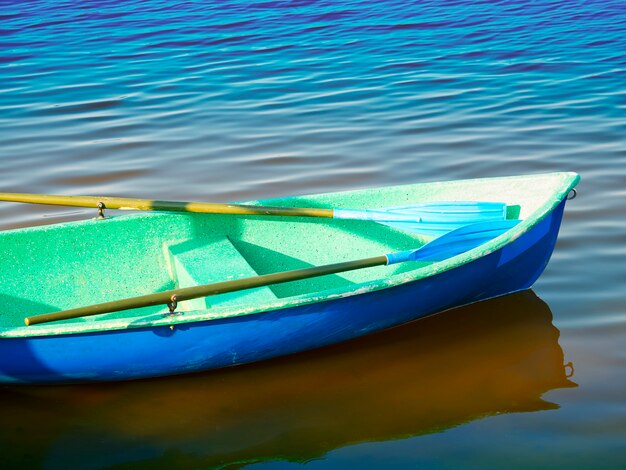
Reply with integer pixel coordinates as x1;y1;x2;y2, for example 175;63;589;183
0;172;578;338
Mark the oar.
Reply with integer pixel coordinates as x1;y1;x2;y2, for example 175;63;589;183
24;219;520;326
0;192;507;236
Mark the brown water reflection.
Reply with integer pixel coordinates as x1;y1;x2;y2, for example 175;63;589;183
0;291;575;469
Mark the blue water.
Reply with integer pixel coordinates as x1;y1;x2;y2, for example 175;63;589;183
1;0;625;468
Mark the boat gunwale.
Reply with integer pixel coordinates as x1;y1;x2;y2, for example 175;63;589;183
0;171;580;338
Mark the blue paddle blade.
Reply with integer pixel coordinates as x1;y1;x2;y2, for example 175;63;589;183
334;201;508;237
385;219;521;265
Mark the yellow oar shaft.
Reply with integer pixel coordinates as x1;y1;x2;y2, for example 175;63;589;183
0;193;334;218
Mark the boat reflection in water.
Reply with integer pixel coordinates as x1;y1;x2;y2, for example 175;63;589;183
1;291;575;468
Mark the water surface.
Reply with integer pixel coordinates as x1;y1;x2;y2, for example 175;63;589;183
1;1;625;468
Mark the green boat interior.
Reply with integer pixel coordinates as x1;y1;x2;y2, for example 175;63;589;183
0;212;433;326
0;173;577;333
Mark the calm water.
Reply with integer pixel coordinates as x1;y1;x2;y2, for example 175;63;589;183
1;0;625;468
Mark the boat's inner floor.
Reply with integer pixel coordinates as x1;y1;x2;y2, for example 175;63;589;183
0;212;434;329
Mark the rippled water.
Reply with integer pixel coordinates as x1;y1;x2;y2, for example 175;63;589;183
1;0;625;468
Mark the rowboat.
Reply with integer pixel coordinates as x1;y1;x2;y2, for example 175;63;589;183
0;172;579;383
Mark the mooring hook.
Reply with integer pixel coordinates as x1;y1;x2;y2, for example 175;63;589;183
567;189;577;200
564;361;575;378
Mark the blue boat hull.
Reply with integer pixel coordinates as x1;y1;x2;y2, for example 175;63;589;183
0;201;566;384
